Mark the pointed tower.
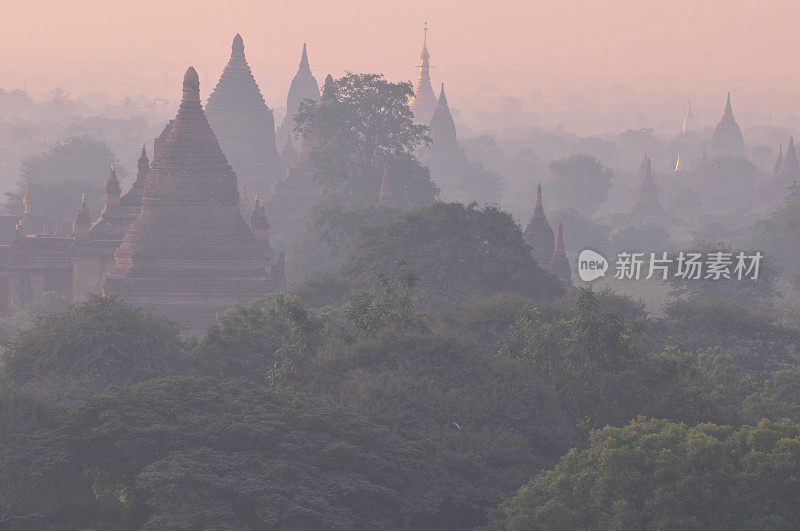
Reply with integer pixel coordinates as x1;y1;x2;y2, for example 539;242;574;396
205;34;284;195
378;164;393;206
102;67;274;334
286;43;321;126
772;144;784;178
710;92;745;159
548;222;572;284
523;182;556;266
249;195;273;263
779;136;800;182
429;83;458;148
681;100;693;134
631;154;664;218
73;194;91;240
104;163;121;211
410;23;438;125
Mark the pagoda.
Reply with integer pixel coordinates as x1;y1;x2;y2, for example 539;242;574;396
205;34;284;196
523;182;556;266
102;67;274;334
710;93;745;159
631;153;664;218
548;222;572;284
277;43;321;148
410;23;438;125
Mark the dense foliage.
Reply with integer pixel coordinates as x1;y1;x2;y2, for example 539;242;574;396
494;417;800;530
294;72;438;208
1;295;187;398
298;202;562;307
0;378;459;528
4;135;125;222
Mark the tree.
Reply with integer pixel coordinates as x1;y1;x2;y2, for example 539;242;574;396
193;294;323;384
493;418;800;530
548;153;613;214
0;377;456;528
346;263;429;336
327;202;563;307
1;295;188;399
295;72;438;207
4;135;126;223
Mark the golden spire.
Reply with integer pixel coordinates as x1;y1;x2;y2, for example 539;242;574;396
674;155;681;172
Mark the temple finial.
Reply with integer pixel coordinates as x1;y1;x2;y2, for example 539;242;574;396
724;92;732;115
438;83;447;106
232;33;244;57
182;67;200;102
299;43;310;72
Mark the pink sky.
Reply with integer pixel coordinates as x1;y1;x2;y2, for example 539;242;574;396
2;0;800;131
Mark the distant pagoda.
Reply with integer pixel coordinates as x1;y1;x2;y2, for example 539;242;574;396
410;23;438;125
631;153;664;218
710;92;745;159
523;182;556;266
681;100;693;134
205;34;284;196
277;43;321;148
548;222;572;284
102;67;274;334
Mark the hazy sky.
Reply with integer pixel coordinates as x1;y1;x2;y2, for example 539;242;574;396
3;0;800;131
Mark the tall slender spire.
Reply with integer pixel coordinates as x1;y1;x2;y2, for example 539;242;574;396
711;92;745;159
73;193;91;240
681;100;693;134
378;164;393;206
299;43;310;73
105;162;121;210
773;144;784;178
548;222;572;283
632;153;664;217
411;22;438;125
523;181;555;266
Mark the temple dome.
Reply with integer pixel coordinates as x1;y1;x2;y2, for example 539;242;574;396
286;43;320;125
710;93;745;159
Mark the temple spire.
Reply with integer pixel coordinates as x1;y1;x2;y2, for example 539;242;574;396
378;164;393;206
411;22;438;125
231;33;245;60
105;162;121;210
773;144;784;178
681;100;693;134
73;194;91;240
548;222;572;283
299;43;310;72
182;66;200;103
724;92;732;115
438;83;447;107
632;153;664;218
523;181;555;265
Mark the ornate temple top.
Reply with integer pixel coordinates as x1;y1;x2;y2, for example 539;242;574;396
410;23;438;125
205;34;283;190
429;83;458;151
105;163;121;198
632;153;664;217
286;43;321;125
681;100;693;134
548;222;572;283
523;182;555;266
710;92;745;159
772;144;784;178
